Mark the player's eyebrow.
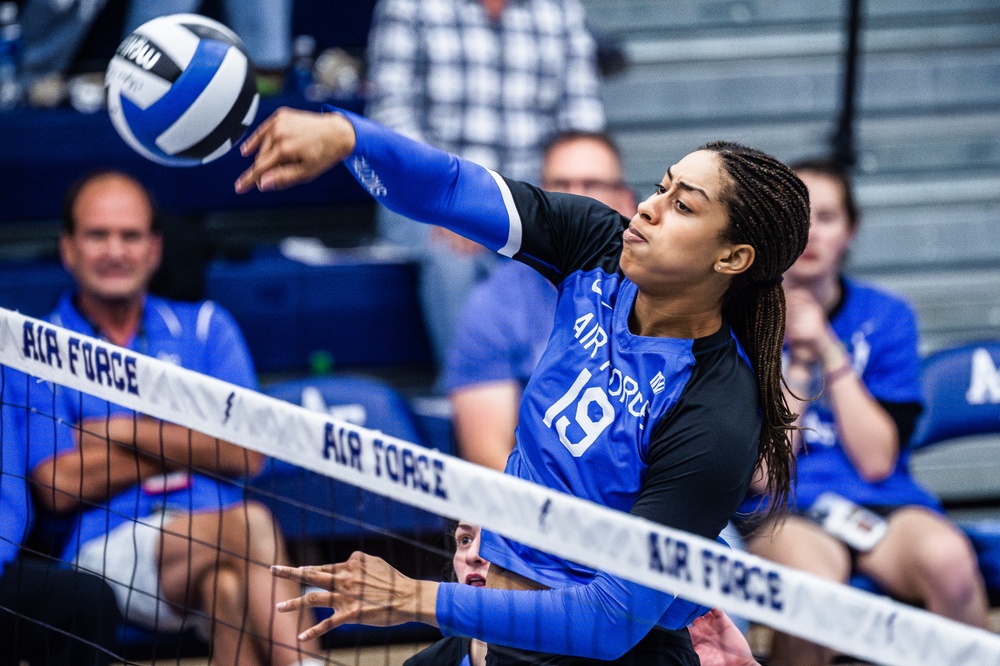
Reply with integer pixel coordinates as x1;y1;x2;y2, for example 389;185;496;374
667;167;711;202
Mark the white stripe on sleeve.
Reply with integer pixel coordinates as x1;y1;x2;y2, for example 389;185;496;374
487;169;523;258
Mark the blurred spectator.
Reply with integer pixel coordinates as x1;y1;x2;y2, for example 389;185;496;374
366;0;606;377
740;159;988;665
26;170;323;666
1;369;121;666
444;131;634;471
20;0;290;107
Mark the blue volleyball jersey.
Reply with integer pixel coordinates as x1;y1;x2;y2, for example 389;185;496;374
340;109;761;649
785;278;938;510
476;179;761;590
26;294;258;562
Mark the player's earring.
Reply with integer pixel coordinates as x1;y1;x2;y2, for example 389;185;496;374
715;265;722;271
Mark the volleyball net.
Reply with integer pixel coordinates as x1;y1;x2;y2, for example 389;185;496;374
2;303;999;666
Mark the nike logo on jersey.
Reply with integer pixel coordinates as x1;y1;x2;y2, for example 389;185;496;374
591;278;613;309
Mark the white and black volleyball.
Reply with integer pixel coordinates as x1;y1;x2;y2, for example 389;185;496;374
105;14;259;167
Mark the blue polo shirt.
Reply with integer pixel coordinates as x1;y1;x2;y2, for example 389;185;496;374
0;368;31;576
26;294;258;562
444;260;557;393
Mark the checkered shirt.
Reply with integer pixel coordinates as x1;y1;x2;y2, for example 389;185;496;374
366;0;606;183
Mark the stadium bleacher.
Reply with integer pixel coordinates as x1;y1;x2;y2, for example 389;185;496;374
2;0;996;360
584;0;1000;352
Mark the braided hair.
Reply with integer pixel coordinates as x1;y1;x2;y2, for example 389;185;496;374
700;141;810;523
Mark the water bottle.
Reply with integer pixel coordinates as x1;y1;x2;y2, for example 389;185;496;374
0;1;22;110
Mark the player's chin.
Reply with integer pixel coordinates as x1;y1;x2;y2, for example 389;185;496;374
619;247;638;276
618;252;654;291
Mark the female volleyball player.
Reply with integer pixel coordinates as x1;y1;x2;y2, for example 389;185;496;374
237;107;809;664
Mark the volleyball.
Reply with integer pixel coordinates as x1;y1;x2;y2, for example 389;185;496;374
105;14;259;167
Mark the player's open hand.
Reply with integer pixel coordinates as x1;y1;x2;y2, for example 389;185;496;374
236;107;357;193
689;608;760;666
271;551;439;641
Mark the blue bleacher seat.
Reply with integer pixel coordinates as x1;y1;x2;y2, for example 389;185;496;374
909;341;1000;602
205;250;433;374
251;375;447;542
910;341;1000;451
851;342;1000;600
0;260;73;318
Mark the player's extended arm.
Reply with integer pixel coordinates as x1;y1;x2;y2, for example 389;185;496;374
436;569;705;659
237;108;516;255
274;552;707;661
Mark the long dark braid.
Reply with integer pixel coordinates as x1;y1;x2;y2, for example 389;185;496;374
700;141;810;523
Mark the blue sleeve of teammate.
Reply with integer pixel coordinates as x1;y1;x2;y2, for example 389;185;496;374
436;572;706;660
323;106;520;257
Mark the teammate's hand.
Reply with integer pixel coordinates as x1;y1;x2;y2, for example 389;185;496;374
689;608;760;666
784;288;836;365
271;551;439;641
235;107;357;193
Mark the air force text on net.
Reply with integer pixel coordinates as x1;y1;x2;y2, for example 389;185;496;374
22;321;139;397
649;532;785;612
323;422;448;500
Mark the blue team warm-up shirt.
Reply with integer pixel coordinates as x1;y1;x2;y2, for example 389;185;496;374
26;294;258;562
740;277;936;517
337;108;761;659
786;278;936;511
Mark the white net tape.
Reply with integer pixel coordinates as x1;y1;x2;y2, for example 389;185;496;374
4;305;999;666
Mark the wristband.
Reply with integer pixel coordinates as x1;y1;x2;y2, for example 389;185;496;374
822;342;848;373
825;360;853;386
